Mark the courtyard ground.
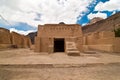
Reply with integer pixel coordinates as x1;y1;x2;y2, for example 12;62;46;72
0;49;120;80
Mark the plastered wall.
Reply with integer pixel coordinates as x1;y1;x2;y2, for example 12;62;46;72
35;24;83;53
83;31;120;52
0;28;11;44
0;28;31;49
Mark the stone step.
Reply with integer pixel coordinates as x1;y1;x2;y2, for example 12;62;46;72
66;42;80;56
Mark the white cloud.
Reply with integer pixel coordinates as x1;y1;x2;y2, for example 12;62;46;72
88;12;107;19
10;28;36;35
95;0;120;11
0;0;94;27
82;23;87;26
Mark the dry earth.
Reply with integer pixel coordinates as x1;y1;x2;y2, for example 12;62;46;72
0;64;120;80
0;49;120;80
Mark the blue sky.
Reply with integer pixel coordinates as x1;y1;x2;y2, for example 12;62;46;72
0;0;120;35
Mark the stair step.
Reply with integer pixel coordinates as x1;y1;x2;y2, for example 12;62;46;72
66;42;80;56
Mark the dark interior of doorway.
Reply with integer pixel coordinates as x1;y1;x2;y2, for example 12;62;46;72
54;38;65;52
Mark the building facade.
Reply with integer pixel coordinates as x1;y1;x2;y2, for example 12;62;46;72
35;23;83;55
34;23;120;54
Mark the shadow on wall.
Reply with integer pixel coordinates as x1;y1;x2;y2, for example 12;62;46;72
27;32;37;44
114;28;120;37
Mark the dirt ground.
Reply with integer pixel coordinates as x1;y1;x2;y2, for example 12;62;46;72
0;64;120;80
0;49;120;65
0;49;120;80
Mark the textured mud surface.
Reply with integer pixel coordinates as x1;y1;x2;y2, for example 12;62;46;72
0;64;120;80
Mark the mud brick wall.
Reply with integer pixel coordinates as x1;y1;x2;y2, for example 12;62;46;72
113;38;120;53
22;36;31;48
99;31;115;38
85;32;99;45
35;24;83;52
84;31;115;45
34;37;41;52
0;28;32;49
0;28;11;44
83;31;120;52
11;32;24;48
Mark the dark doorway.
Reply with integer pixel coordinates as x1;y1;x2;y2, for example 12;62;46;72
54;38;65;52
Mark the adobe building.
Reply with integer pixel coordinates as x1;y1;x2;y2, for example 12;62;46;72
34;23;120;54
0;28;31;49
35;23;83;55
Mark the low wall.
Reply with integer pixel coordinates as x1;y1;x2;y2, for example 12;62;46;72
83;31;120;53
83;45;113;52
84;31;115;45
83;37;120;53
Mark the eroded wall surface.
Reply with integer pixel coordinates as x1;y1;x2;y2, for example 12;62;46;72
0;28;12;49
0;28;31;49
35;24;83;53
22;35;31;48
11;32;31;48
83;31;120;52
11;32;23;48
0;28;11;44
